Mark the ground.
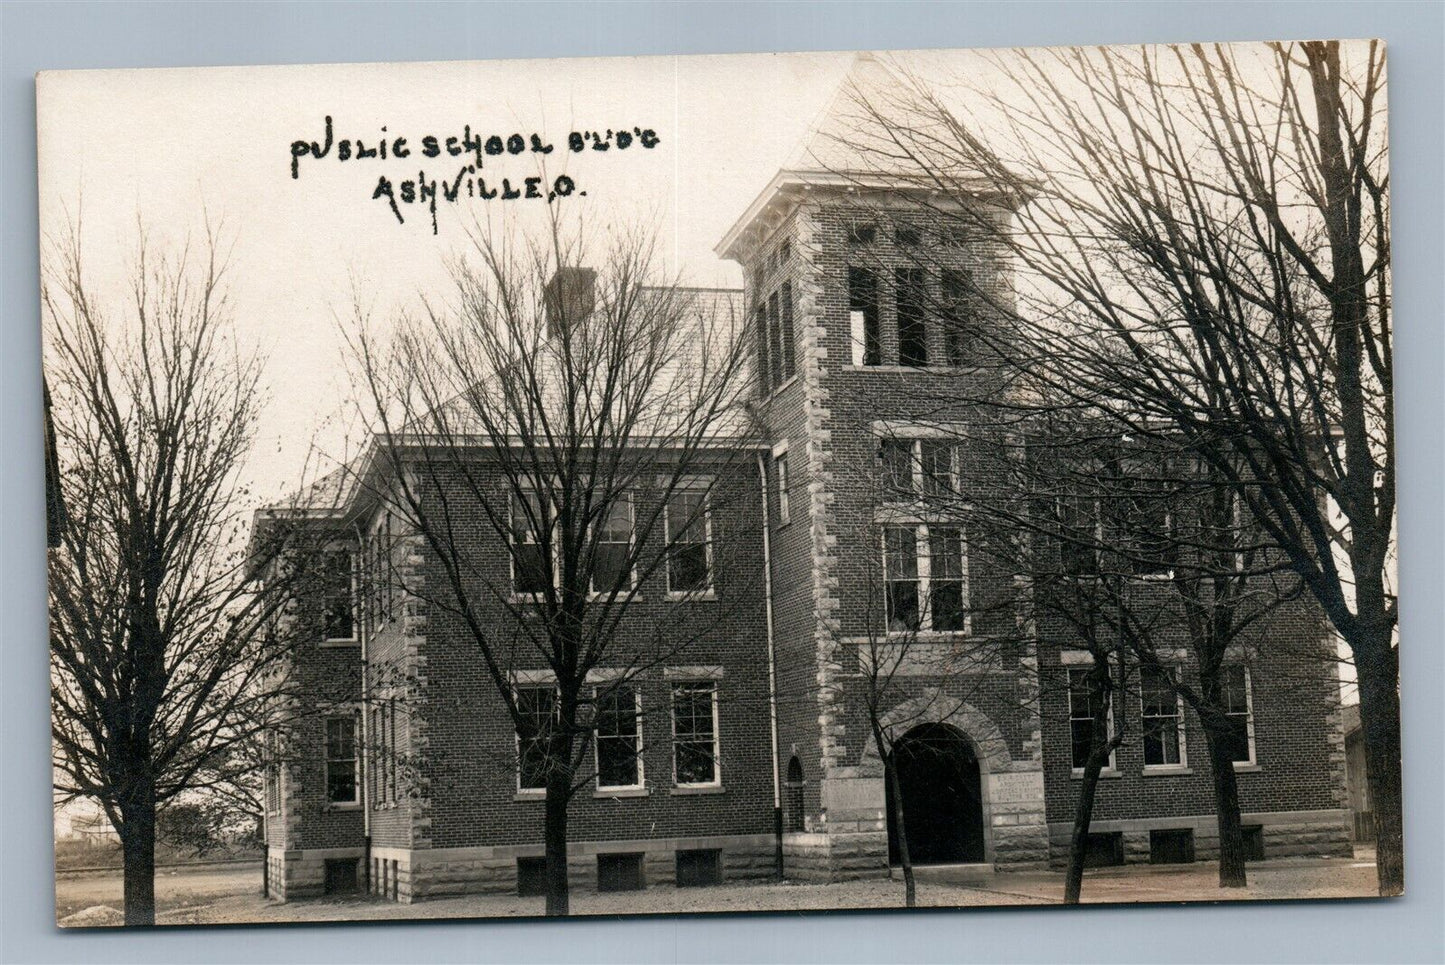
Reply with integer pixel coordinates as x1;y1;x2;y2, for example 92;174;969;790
56;849;1381;927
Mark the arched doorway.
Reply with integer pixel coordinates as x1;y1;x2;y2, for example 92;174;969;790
886;723;986;865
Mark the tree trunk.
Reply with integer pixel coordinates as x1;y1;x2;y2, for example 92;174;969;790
119;793;157;926
1064;669;1114;906
543;766;572;916
1201;722;1247;888
883;750;916;908
1355;640;1403;896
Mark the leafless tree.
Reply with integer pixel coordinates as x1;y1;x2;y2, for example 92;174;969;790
345;220;760;915
840;40;1397;893
45;224;318;925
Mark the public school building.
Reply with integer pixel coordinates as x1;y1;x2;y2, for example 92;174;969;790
258;56;1352;902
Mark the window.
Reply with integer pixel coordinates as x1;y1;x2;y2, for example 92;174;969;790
591;494;634;594
785;756;805;833
883;524;970;634
665;487;712;595
940;268;975;367
773;447;790;526
1068;668;1115;772
324;715;359;804
675;849;723;887
894;224;920;246
1221;665;1256;765
671;681;719;786
758;283;796;394
321;550;356;641
516;857;547;897
847;223;876;245
1082;832;1125;868
387;699;399;802
597;853;645;892
1241;824;1266;861
370;705;382;805
919;441;956;497
1149;828;1196;864
323;858;359;894
849;267;880;366
595;684;643;790
880;438;954;500
895;267;928;366
511;490;552;595
366;513;393;633
264;730;280;814
1141;665;1186;767
1117;461;1175;577
879;439;916;496
1058;493;1101;577
515;685;558;791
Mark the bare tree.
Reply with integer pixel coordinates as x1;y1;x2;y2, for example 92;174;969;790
840;40;1396;893
45;224;314;924
346;221;760;916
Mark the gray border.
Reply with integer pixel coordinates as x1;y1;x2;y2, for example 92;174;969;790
2;2;1440;963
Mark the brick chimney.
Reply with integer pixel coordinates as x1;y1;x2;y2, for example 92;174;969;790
543;266;596;338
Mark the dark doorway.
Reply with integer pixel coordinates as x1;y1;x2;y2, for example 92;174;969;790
886;723;986;865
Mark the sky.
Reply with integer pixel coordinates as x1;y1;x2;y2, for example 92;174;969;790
36;49;870;502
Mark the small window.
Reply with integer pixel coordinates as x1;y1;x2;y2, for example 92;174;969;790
323;858;359;894
847;223;876;245
773;449;791;526
675;849;723;887
672;681;720;786
324;715;359;804
1149;828;1196;865
595;685;643;790
517;857;547;896
1068;668;1115;772
597;853;645;893
321;550;356;641
1082;832;1125;868
665;487;712;595
1241;825;1266;862
516;686;558;791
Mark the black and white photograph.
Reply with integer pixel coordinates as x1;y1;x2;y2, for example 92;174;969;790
37;37;1401;931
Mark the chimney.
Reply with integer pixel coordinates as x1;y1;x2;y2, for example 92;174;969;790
543;266;596;338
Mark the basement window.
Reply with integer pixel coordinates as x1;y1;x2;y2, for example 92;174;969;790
516;857;547;897
1082;832;1124;868
675;849;723;887
1242;825;1266;862
1149;828;1196;865
597;853;645;893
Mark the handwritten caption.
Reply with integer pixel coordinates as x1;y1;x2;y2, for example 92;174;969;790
290;117;662;234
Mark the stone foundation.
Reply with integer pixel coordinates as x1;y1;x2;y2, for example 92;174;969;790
1046;809;1353;867
265;846;365;901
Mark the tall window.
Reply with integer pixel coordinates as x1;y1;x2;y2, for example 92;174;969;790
595;684;643;790
511;491;552;595
940;268;975;367
591;494;634;594
324;715;359;804
1141;666;1186;767
773;447;790;526
1068;668;1115;772
665;487;712;595
882;524;970;634
1221;665;1256;765
758;282;796;394
322;550;356;641
1058;494;1102;577
849;267;880;366
515;685;558;791
895;267;928;366
1118;460;1175;577
265;730;280;814
672;681;720;786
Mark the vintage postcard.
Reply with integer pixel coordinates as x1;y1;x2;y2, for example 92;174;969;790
40;41;1397;927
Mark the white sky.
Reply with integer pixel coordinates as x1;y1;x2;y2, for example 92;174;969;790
37;50;869;502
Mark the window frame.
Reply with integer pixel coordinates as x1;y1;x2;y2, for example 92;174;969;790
1140;665;1189;771
670;680;721;789
323;713;361;806
1067;667;1117;776
593;683;645;792
663;481;716;600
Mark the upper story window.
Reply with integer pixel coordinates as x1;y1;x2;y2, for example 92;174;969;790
849;267;881;367
895;224;921;246
847;223;877;245
321;550;356;642
665;485;713;596
515;684;558;791
879;437;957;501
1057;493;1102;578
895;267;928;367
1116;460;1175;578
595;684;643;790
367;512;394;633
510;490;553;596
883;523;970;634
590;494;635;595
772;445;791;527
324;714;359;804
940;268;976;367
756;282;796;396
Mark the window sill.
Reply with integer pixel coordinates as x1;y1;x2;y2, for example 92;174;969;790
670;785;725;796
594;787;650;799
1071;768;1121;780
323;802;362;811
1142;766;1194;777
666;590;717;603
513;790;547;802
1232;762;1262;773
320;638;360;648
